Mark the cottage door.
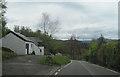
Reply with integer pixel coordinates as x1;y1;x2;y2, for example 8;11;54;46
26;44;29;54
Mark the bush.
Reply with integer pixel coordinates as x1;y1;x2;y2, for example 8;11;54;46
30;51;35;55
2;47;17;61
40;55;70;66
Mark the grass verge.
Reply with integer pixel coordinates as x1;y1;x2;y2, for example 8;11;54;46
40;55;70;66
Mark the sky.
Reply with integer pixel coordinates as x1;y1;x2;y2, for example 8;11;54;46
5;0;118;40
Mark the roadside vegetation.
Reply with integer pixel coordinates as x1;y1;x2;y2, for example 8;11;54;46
2;47;17;61
40;55;70;66
82;35;120;72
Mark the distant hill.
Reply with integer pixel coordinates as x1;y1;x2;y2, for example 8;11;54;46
81;41;91;43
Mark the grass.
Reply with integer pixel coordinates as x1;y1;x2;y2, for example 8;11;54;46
40;55;71;66
2;47;18;61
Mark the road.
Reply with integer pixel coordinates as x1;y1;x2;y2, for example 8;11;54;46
55;60;120;77
2;56;120;77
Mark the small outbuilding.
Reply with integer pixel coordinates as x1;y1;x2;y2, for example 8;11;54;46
1;31;44;55
28;37;44;55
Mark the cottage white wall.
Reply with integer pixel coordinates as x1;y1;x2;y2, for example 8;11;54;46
32;44;39;55
2;33;26;55
29;43;33;54
33;44;44;55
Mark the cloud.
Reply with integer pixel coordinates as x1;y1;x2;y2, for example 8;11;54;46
6;2;118;40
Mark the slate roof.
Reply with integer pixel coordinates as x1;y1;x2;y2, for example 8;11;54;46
27;37;42;46
7;31;33;42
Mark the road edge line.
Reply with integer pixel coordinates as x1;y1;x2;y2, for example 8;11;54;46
63;60;72;68
82;61;120;75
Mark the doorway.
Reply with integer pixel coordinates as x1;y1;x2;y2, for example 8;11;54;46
26;43;29;54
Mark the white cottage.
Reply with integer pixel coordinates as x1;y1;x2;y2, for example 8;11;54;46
1;31;44;55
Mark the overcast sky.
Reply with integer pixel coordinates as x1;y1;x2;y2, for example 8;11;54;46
5;0;118;40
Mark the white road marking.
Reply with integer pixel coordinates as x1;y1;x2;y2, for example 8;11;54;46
48;67;60;75
55;72;58;75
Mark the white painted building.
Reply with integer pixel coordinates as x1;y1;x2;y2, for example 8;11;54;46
1;31;44;55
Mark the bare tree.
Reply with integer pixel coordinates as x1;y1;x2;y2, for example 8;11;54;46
39;12;59;37
70;34;77;40
40;12;50;34
48;19;59;37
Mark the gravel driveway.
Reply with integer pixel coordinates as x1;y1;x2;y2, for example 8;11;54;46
2;55;59;75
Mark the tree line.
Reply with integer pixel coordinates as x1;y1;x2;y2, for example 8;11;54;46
82;35;120;72
0;0;10;38
13;26;89;59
